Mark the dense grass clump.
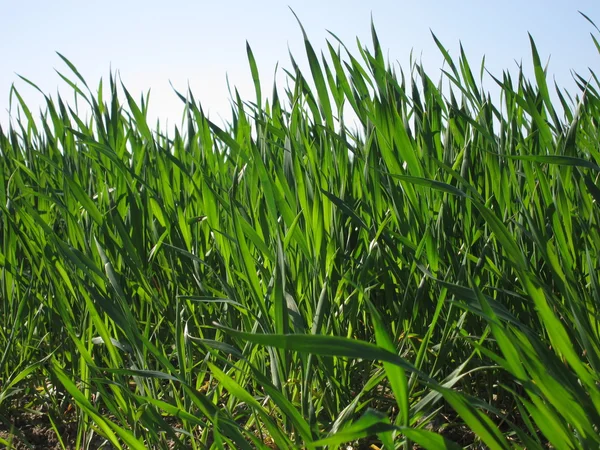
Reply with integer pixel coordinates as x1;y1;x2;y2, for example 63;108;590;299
1;15;600;449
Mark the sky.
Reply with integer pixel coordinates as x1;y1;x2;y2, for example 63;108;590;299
2;0;600;131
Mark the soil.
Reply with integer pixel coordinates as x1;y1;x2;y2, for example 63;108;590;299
0;409;115;449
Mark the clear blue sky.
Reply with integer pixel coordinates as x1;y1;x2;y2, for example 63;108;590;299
2;0;600;129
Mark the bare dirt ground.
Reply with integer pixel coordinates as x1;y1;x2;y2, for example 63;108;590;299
0;409;115;449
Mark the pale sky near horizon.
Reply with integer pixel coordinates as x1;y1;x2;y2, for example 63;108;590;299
2;1;600;131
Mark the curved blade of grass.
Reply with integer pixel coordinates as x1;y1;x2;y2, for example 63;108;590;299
308;409;396;448
50;362;146;450
439;387;511;450
365;298;409;430
213;323;432;382
207;362;292;449
492;153;600;171
290;8;334;128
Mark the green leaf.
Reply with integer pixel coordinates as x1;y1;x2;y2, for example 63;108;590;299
214;323;430;382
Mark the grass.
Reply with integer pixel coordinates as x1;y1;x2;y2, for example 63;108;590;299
1;12;600;449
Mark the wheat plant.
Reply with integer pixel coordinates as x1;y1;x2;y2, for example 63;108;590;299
1;12;600;450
